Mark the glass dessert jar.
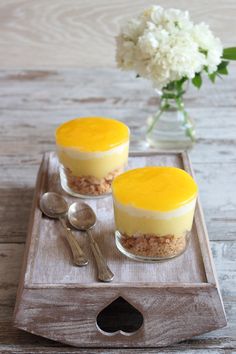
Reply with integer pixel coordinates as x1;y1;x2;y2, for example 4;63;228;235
55;117;129;197
112;166;198;261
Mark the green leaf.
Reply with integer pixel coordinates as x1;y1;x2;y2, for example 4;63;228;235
208;61;229;83
218;67;228;75
222;47;236;60
175;77;188;91
217;60;229;75
208;72;216;83
192;73;202;89
218;60;229;69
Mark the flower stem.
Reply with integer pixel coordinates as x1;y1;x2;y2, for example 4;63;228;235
146;99;169;134
175;96;195;142
147;108;164;134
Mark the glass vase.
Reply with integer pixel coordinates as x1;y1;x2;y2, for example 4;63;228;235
146;90;195;150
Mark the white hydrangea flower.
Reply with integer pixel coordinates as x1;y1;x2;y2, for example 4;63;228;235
116;5;223;89
192;22;223;73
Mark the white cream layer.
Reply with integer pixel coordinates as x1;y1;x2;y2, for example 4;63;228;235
113;197;197;220
56;141;129;159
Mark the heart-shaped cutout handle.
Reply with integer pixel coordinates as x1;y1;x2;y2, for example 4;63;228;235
96;296;143;336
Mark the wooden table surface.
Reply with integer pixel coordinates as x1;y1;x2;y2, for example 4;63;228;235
0;67;236;353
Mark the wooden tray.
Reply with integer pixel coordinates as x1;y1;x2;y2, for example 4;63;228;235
13;151;227;347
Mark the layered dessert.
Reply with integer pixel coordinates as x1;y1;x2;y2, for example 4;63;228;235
112;166;198;260
56;117;129;197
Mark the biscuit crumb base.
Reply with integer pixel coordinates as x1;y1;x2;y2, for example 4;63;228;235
63;165;124;196
120;234;187;258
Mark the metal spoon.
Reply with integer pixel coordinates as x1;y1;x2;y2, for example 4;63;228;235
39;192;89;267
68;202;114;282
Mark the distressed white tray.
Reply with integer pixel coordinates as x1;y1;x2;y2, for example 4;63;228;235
13;151;226;347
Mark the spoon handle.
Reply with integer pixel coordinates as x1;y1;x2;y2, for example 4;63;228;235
59;218;89;267
87;230;114;282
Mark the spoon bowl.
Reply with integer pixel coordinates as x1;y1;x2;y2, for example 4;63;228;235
68;202;96;230
40;192;68;218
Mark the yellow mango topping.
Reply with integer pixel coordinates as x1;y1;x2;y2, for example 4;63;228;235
112;166;198;212
55;117;129;152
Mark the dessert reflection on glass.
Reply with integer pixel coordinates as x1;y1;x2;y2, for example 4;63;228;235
55;117;129;197
112;166;198;261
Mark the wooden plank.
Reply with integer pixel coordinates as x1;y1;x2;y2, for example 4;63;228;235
3;299;236;349
0;1;235;68
0;346;232;353
0;68;236;110
14;286;226;347
0;299;235;349
0;244;24;305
